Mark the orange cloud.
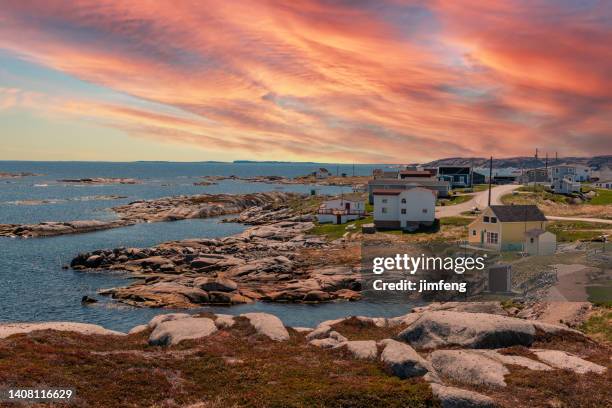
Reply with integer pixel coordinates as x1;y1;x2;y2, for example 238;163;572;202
0;0;610;161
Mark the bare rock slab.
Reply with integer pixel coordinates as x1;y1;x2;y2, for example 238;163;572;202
0;322;125;338
214;314;235;329
342;340;378;359
147;313;191;329
148;317;217;346
430;383;497;408
399;311;535;350
429;350;509;387
380;339;431;379
532;349;606;374
241;312;289;341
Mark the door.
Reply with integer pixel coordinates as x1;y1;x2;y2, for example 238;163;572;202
345;202;350;211
480;230;484;245
336;214;341;224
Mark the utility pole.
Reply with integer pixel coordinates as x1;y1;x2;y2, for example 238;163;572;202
533;149;538;192
488;156;493;207
352;163;355;177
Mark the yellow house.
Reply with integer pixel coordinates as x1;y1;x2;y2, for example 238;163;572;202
468;205;548;251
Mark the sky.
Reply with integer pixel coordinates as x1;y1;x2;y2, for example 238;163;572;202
0;0;611;163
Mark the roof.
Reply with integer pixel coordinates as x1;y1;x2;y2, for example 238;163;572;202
372;189;402;196
373;187;436;197
368;179;449;187
489;205;547;222
399;170;434;177
324;193;364;203
525;229;546;238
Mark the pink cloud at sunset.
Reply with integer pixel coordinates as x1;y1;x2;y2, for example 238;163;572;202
0;0;610;162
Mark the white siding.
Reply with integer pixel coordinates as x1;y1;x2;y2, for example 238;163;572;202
373;188;436;227
373;195;399;222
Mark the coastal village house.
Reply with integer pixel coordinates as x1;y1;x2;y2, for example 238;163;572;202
468;205;548;251
551;174;581;195
372;187;436;231
593;180;612;189
519;168;549;184
367;178;450;203
316;195;366;224
436;166;472;188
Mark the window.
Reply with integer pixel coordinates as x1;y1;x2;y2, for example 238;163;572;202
382;199;388;203
530;237;534;243
472;230;476;236
401;209;406;214
486;232;498;244
401;198;406;204
490;217;497;223
422;209;428;213
381;207;388;214
483;216;490;222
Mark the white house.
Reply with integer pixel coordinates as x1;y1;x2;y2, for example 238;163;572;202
372;187;436;231
316;195;366;224
551;174;581;194
574;165;591;182
524;229;557;256
593;180;612;189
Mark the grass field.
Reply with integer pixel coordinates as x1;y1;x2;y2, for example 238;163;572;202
590;189;612;205
309;215;374;240
546;221;611;242
437;194;473;206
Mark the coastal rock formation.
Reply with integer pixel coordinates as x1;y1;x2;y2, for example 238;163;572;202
429;350;510;387
0;322;125;338
532;349;606;374
398;311;536;350
0;172;42;178
3;304;609;407
0;191;297;238
58;177;139;184
430;384;496;408
379;339;431;379
0;219;133;238
70;221;361;307
241;312;290;341
113;191;297;223
147;313;192;329
148;317;217;346
337;340;378;360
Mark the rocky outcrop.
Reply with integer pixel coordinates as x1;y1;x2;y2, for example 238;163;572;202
70;221;360;308
58;177;139;184
399;311;536;350
430;384;497;408
148;317;217;346
241;313;290;341
338;340;378;360
429;350;510;387
147;313;192;329
114;191;297;223
0;322;125;338
532;349;606;374
0;219;134;238
379;339;432;379
0;191;297;238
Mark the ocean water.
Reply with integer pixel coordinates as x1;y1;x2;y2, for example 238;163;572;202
0;161;412;332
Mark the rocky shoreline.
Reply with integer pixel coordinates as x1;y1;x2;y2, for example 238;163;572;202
58;177;140;184
197;174;370;187
0;191;298;238
1;302;608;407
70;220;361;307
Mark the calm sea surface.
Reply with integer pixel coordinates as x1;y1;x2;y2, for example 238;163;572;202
0;161;413;331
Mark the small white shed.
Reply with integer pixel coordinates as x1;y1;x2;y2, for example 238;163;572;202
524;229;557;256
